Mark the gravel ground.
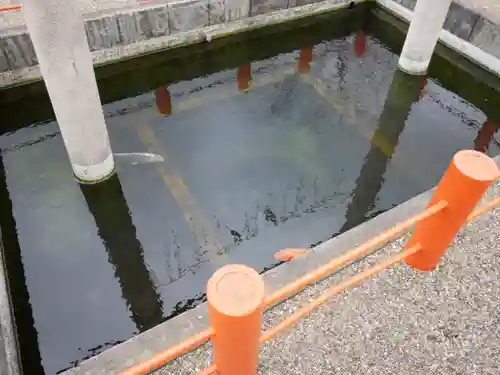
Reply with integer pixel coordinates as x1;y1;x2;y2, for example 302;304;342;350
152;180;500;375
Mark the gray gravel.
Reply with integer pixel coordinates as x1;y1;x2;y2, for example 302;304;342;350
153;181;500;375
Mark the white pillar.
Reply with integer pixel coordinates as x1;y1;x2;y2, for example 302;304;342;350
398;0;452;75
22;0;114;183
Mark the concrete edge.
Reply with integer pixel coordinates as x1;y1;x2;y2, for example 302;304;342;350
0;0;364;88
64;154;500;375
0;231;21;375
377;0;500;77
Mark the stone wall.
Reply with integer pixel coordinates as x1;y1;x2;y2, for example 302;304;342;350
0;0;358;87
1;0;500;86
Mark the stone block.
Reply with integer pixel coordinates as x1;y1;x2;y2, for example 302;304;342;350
0;34;37;70
443;2;480;40
392;0;416;10
209;0;226;25
168;0;210;34
293;0;321;6
85;16;121;52
0;50;9;73
116;12;144;45
291;0;347;7
469;18;500;59
226;0;250;21
135;6;170;39
250;0;288;16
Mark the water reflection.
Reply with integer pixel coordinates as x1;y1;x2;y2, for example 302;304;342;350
474;119;500;153
237;63;252;92
80;175;164;331
155;87;172;116
298;46;313;74
341;70;426;231
354;30;366;57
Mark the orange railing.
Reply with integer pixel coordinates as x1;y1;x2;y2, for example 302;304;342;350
0;4;20;12
117;149;500;375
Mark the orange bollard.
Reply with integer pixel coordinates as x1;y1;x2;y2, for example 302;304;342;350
405;150;499;271
207;264;264;375
354;30;366;57
297;46;313;74
237;63;252;92
155;87;172;116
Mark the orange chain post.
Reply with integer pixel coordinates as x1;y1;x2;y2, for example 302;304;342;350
405;150;499;270
207;264;265;375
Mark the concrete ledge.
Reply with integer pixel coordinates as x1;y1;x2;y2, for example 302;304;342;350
0;232;20;375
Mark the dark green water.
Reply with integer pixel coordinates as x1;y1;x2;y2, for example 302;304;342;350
0;6;499;375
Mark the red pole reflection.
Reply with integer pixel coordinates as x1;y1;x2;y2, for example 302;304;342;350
155;87;172;116
354;30;366;57
237;63;252;92
474;119;500;153
417;77;427;102
298;46;313;74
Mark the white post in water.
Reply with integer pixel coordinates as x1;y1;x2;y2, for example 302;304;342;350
22;0;114;183
398;0;452;75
